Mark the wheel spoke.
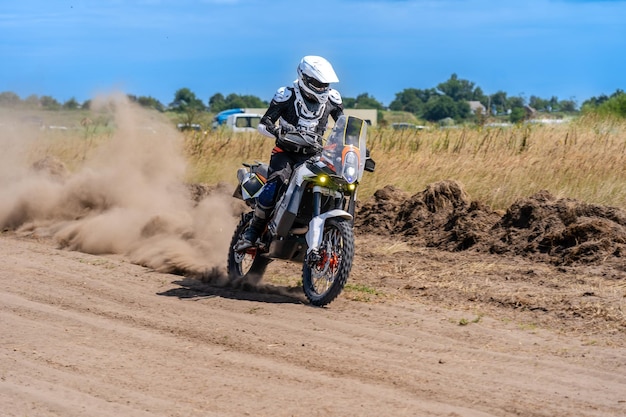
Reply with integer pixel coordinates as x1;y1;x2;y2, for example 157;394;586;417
302;218;354;306
311;227;343;294
239;251;255;275
228;212;269;280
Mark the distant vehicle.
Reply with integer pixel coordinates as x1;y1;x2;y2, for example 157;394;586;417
391;123;426;130
213;108;246;125
213;108;262;133
177;123;202;132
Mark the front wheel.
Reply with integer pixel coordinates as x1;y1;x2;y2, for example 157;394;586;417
227;212;270;280
302;218;354;307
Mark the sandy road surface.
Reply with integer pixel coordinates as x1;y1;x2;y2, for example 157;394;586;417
1;234;625;417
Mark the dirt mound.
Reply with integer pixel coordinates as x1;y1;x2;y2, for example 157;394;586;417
356;182;626;268
354;185;410;234
394;180;501;251
356;180;501;251
488;190;626;267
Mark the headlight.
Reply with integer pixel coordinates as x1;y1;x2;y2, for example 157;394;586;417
342;151;359;184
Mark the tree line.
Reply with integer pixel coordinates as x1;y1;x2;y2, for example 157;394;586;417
1;74;624;123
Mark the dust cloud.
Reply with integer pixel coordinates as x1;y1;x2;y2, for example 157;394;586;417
0;93;237;277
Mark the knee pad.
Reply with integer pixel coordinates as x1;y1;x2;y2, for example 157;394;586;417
257;180;278;210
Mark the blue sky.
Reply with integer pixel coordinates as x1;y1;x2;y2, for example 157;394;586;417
1;0;624;107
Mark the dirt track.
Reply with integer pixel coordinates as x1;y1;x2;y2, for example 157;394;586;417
2;231;625;417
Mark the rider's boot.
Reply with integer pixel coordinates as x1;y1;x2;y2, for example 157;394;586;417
235;178;281;251
235;206;270;251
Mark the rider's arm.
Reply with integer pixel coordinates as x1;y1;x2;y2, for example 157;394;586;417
258;106;282;138
258;117;279;139
257;87;292;139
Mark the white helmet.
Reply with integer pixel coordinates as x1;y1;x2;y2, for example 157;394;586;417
296;55;339;104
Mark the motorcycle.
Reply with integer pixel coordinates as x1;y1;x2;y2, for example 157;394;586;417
227;115;375;306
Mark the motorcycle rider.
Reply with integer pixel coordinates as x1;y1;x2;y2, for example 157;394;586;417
235;55;344;251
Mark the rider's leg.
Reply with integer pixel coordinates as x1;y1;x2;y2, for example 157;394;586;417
236;151;293;250
239;179;278;246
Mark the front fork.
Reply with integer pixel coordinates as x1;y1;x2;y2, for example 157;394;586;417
305;186;353;266
312;186;352;216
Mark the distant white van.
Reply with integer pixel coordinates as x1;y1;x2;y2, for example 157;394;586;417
213;108;262;133
227;113;262;133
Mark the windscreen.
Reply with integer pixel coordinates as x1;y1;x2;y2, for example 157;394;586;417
321;115;368;182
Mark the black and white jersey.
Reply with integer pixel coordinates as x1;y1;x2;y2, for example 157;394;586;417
259;84;344;139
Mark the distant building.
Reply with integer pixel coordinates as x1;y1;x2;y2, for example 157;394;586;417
468;101;486;115
524;105;537;118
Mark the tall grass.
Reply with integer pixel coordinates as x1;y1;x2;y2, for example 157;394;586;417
18;109;626;211
367;114;626;209
183;129;275;187
183;114;626;210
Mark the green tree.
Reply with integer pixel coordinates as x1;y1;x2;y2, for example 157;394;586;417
582;89;625;116
507;96;525;111
40;95;60;110
548;96;560;112
0;91;20;106
208;93;226;112
343;97;356;108
345;93;384;110
63;97;80;110
455;100;471;120
423;95;458;122
489;91;508;115
24;94;40;109
223;93;247;110
529;95;549;111
559;99;577;112
510;107;526;124
585;89;626;118
136;96;165;111
472;86;488;107
582;93;611;109
170;88;205;112
238;94;266;108
208;93;266;113
389;88;436;113
437;73;478;102
170;88;206;127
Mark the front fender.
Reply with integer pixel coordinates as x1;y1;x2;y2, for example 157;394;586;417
305;209;353;253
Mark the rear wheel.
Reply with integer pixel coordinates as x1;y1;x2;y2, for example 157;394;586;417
302;218;354;307
227;212;270;279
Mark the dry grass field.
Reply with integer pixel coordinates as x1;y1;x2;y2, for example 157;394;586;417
7;104;625;212
180;114;626;211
